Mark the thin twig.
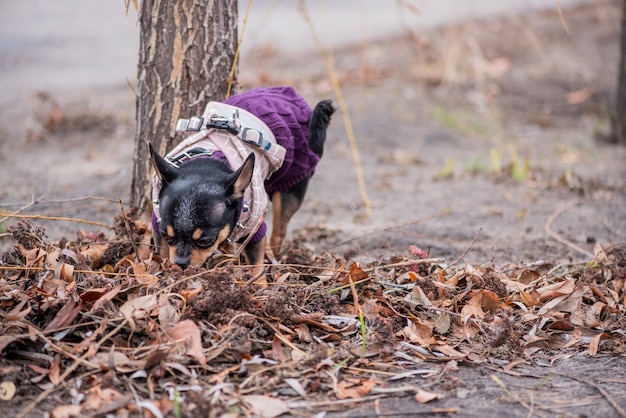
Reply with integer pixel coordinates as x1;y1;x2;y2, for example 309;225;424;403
17;319;128;418
226;0;253;98
299;0;372;218
330;210;450;249
33;329;98;370
555;0;570;34
118;198;140;262
448;227;483;268
1;195;123;208
0;194;45;224
555;372;626;418
0;212;111;229
544;199;594;259
364;258;447;273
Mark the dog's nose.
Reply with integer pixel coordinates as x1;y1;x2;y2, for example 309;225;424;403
174;256;189;269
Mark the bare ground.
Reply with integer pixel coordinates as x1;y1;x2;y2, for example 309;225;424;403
1;1;626;417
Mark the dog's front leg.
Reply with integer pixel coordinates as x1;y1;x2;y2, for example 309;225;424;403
244;235;267;285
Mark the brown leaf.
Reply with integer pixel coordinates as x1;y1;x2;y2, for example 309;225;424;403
3;299;32;321
80;244;109;268
73;318;107;354
589;285;608;303
18;245;47;267
517;269;540;284
548;320;575;331
589;332;607;356
28;364;49;383
82;386;125;411
485;57;511;78
92;351;132;371
335;379;376;399
179;285;203;301
478;290;510;314
415;388;442;403
460;292;485;319
566;87;593;105
84;285;122;313
136;231;154;261
119;294;158;330
538;278;576;302
54;262;74;282
520;290;541;307
143;350;170;370
593;242;609;263
434;314;451;335
347;262;368;283
272;334;288;362
242;395;289;418
404;285;433;308
49;404;81;418
293;323;312;342
44;296;81;332
48;355;61;386
165;319;206;366
433;343;467;359
158;301;180;327
115;256;157;285
403;320;434;346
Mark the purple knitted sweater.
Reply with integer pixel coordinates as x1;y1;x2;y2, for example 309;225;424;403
152;86;318;248
224;86;319;196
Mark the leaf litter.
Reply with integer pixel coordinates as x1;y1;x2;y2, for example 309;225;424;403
0;214;625;417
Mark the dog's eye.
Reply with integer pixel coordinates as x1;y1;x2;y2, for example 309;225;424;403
162;234;177;246
195;236;216;249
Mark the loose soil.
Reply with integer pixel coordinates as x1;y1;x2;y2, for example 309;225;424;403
1;2;625;417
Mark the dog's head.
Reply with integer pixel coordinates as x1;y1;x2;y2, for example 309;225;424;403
150;143;255;269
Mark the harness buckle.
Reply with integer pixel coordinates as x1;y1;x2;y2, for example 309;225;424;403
176;116;204;132
241;127;272;151
167;147;214;167
206;113;240;135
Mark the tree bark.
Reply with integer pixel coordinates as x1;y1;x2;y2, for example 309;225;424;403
613;0;626;144
130;0;238;210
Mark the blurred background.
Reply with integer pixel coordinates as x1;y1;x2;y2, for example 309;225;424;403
0;0;623;263
0;0;592;101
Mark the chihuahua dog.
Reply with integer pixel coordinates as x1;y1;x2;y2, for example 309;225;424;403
150;86;334;274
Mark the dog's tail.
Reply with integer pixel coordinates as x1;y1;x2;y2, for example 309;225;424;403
308;100;335;157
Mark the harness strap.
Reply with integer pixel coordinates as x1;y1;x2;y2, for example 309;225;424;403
152;101;287;245
166;147;215;167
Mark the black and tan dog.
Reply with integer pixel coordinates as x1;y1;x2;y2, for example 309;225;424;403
150;86;334;274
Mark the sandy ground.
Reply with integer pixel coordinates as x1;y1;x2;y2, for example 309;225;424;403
1;1;626;417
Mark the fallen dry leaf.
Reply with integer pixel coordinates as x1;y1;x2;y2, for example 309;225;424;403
566;87;593;105
49;404;82;418
48;355;61;385
335;379;376;399
242;395;289;418
80;244;109;268
119;294;158;330
1;210;625;417
82;386;127;412
485;56;512;78
44;296;81;332
165;319;206;366
415;388;442;403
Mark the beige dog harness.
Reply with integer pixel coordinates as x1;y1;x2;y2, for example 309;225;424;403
152;101;286;243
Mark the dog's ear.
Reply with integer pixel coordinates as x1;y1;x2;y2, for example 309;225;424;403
149;142;177;184
227;153;255;201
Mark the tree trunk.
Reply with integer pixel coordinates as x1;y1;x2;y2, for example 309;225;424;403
130;0;238;210
614;0;626;144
